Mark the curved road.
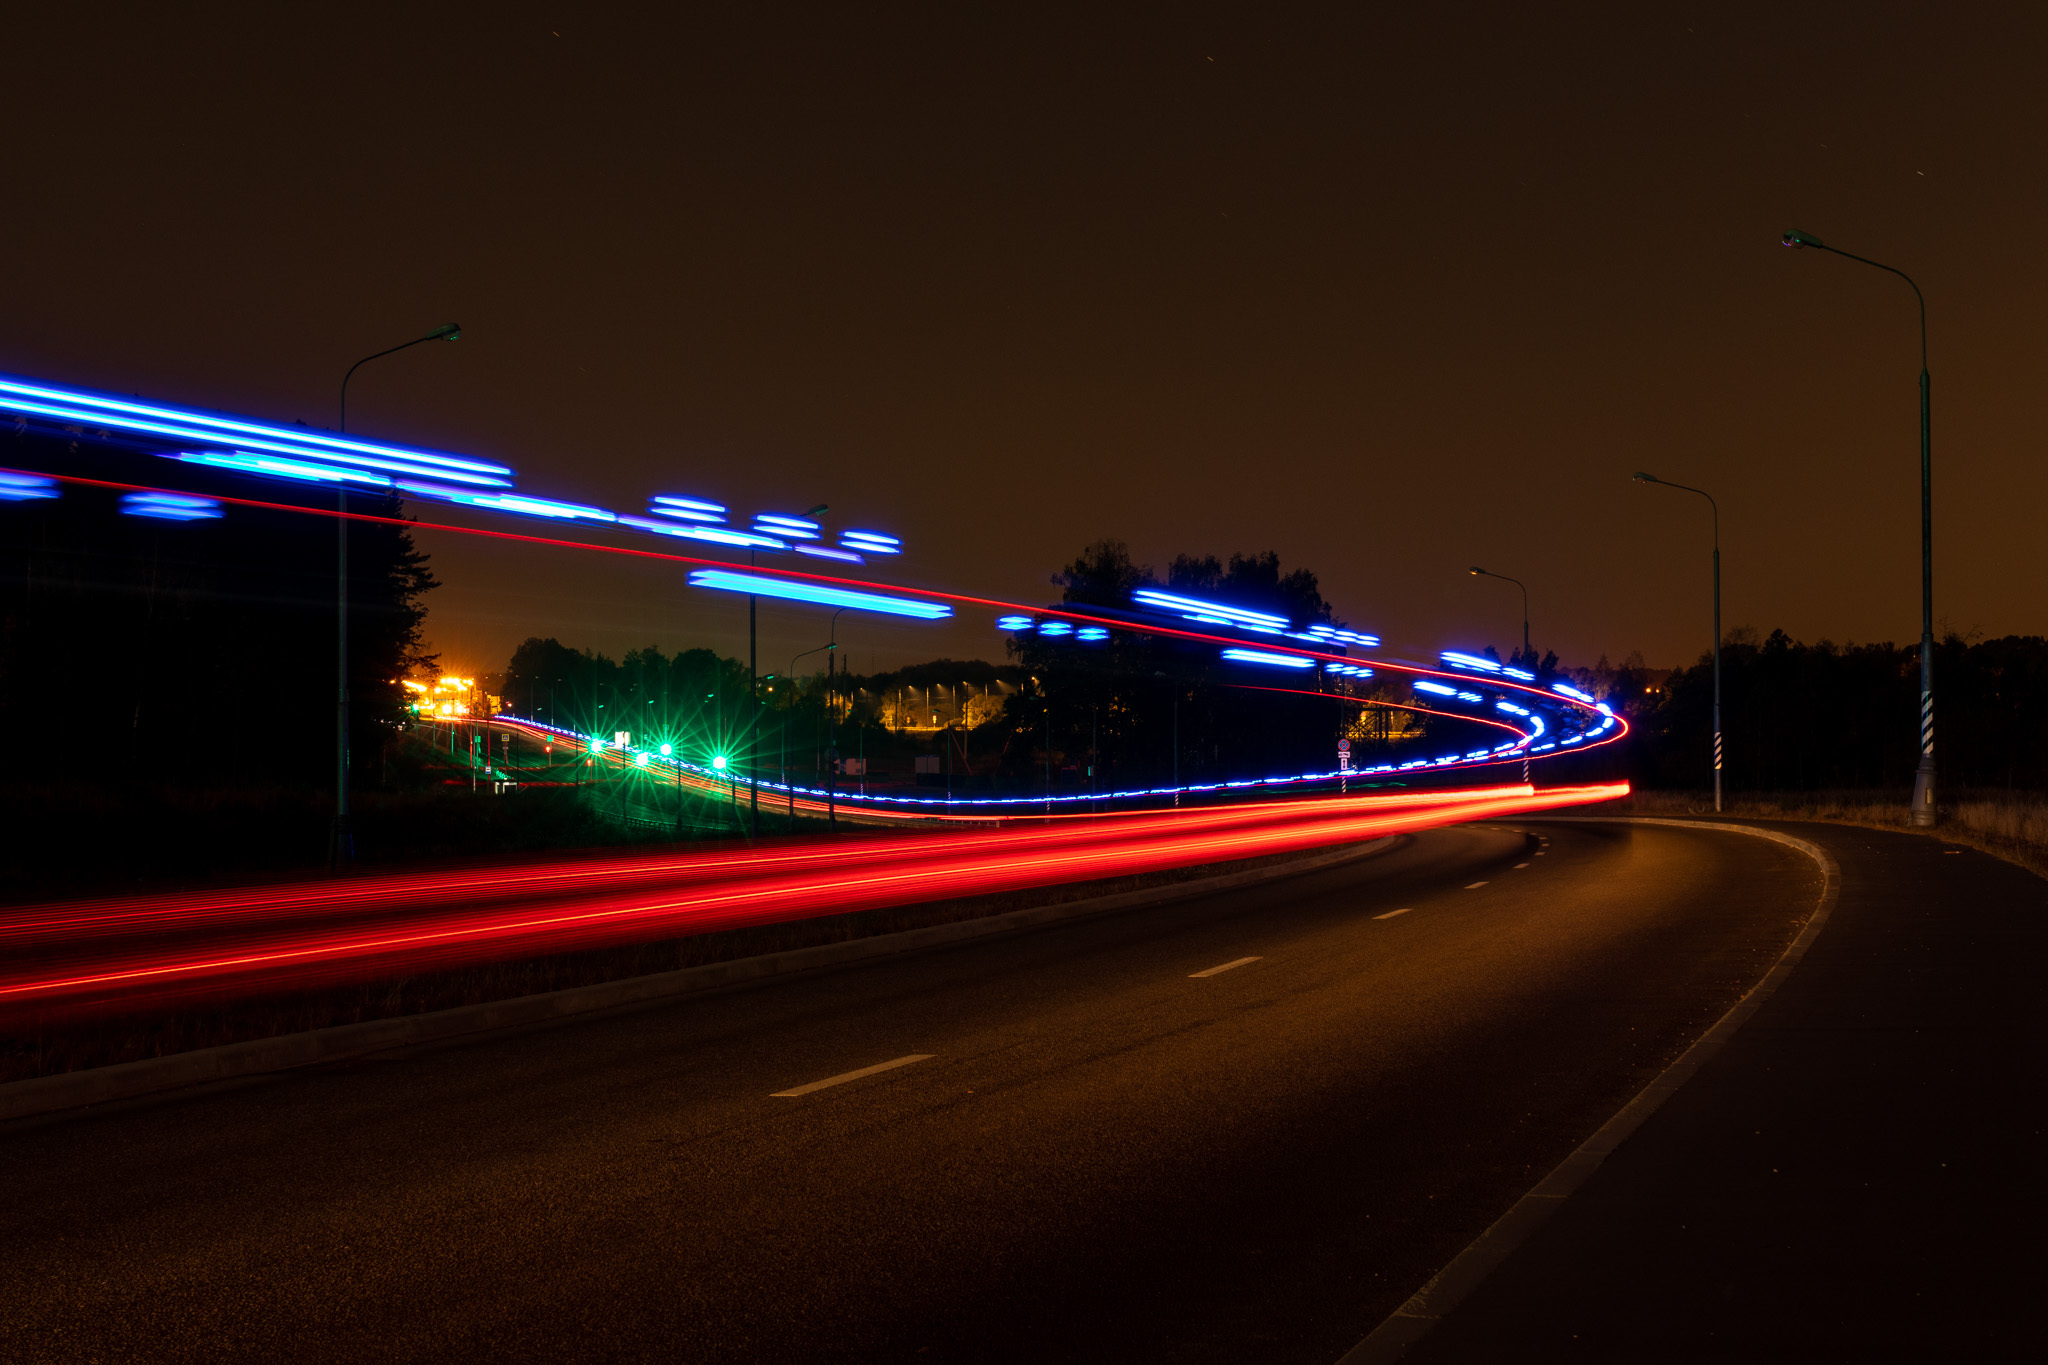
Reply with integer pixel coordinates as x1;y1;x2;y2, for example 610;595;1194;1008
0;821;1820;1362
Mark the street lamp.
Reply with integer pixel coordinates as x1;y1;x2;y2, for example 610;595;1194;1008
1635;472;1723;812
825;605;849;832
1782;229;1936;826
740;500;830;836
330;323;461;869
1467;566;1530;663
788;640;836;829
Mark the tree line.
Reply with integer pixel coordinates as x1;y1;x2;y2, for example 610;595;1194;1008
1612;629;2048;794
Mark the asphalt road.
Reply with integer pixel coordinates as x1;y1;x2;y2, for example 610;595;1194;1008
1399;820;2047;1362
0;819;1819;1363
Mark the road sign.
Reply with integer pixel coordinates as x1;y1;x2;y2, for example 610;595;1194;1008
1337;738;1351;752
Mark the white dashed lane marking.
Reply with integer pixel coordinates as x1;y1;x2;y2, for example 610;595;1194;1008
1465;882;1488;890
1373;908;1413;920
772;1054;933;1097
1190;956;1261;978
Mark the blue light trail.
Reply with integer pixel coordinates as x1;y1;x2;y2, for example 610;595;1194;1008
120;491;221;521
1221;648;1317;669
0;373;513;486
0;472;59;501
686;569;953;619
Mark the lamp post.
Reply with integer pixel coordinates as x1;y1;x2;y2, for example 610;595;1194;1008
1635;473;1723;812
1467;566;1530;663
825;606;848;832
1782;229;1936;827
788;637;838;830
1469;566;1533;783
331;323;461;869
742;501;829;837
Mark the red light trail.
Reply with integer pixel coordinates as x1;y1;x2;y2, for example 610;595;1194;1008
0;783;1625;1022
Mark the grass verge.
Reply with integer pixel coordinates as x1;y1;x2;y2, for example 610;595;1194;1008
1625;787;2048;882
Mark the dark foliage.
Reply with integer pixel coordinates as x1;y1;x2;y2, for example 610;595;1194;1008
1608;630;2048;793
0;429;436;790
993;539;1470;790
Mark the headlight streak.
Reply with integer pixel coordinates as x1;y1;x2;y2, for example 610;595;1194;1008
618;515;789;549
0;470;60;500
1220;648;1317;669
10;467;1627;775
173;449;397;487
1131;589;1290;630
0;373;512;477
650;496;729;522
399;481;619;524
795;544;866;564
0;782;1629;1019
0;379;515;487
686;568;954;619
119;491;222;521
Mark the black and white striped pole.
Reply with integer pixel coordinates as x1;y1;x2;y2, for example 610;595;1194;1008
1783;230;1936;827
1635;473;1722;813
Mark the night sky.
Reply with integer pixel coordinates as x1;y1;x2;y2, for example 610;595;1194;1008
6;5;2043;679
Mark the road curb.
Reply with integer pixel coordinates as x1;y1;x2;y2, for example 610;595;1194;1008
1;835;1400;1124
1339;817;1841;1364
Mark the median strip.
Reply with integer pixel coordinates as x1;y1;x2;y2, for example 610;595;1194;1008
772;1054;933;1097
1189;956;1261;978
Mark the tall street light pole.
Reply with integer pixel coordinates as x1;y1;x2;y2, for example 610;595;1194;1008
1467;566;1530;662
1635;473;1723;812
1470;566;1533;784
332;323;461;869
1782;229;1936;827
826;606;848;833
743;501;830;837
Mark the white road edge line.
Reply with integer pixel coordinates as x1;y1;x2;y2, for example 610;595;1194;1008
1339;818;1842;1364
1463;881;1488;890
772;1054;934;1097
1190;956;1262;978
1373;909;1413;920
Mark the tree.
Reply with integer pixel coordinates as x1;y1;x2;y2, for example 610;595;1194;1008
1051;539;1155;607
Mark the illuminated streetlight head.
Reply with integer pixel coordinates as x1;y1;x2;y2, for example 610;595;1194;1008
1781;229;1823;250
1633;472;1659;483
1468;566;1484;576
427;323;462;341
711;754;728;771
659;742;673;757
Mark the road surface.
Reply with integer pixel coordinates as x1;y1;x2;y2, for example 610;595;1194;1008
1;819;1819;1362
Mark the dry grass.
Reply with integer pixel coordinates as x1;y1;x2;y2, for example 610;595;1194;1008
1625;787;2048;882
